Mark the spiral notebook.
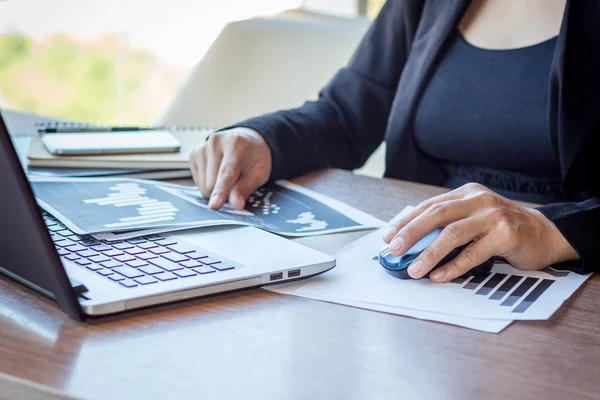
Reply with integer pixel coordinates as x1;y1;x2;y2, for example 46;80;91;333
1;109;211;179
27;121;213;170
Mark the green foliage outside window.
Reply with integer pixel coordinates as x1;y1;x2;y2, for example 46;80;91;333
0;2;388;125
367;0;386;19
0;34;184;125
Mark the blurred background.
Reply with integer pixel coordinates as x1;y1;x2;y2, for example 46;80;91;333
0;0;385;125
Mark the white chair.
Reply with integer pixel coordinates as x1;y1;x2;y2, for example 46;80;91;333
158;12;385;177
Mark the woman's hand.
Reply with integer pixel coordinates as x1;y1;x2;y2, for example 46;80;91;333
189;127;272;210
382;183;579;282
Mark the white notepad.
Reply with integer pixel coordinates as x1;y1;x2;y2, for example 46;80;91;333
27;128;213;170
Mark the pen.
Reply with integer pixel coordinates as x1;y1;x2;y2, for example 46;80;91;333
38;126;154;133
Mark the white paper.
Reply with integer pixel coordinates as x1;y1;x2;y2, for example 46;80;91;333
93;221;244;241
273;282;512;332
267;207;590;325
343;302;512;333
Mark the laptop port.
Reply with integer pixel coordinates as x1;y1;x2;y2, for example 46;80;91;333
287;269;301;278
270;272;283;281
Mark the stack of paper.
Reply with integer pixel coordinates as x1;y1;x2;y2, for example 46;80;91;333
30;177;384;240
3;109;196;179
266;207;591;333
27;129;212;170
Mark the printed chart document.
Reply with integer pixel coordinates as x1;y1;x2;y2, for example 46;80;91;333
271;282;512;333
30;177;383;238
328;302;511;333
266;207;590;331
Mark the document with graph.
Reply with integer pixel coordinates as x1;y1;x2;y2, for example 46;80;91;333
29;176;383;238
267;207;591;323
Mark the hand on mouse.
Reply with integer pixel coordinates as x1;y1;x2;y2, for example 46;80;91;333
382;183;579;282
189;127;272;211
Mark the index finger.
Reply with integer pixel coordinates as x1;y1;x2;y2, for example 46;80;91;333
208;156;242;210
387;199;478;256
383;190;460;243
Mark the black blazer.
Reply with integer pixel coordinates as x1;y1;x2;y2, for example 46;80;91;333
234;0;600;273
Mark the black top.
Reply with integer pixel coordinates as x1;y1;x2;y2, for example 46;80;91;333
414;30;561;204
233;0;600;274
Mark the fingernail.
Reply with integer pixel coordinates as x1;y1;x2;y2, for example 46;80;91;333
383;227;396;241
431;269;445;281
235;196;245;210
209;193;220;207
408;260;423;276
390;236;404;252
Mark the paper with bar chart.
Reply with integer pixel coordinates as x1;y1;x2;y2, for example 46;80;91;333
266;207;591;325
29;177;383;237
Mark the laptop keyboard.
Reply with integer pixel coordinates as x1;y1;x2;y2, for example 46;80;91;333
42;212;236;288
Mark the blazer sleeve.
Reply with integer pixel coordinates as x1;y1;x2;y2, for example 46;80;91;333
228;0;424;180
537;198;600;273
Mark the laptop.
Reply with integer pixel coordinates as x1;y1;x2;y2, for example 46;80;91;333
0;110;336;320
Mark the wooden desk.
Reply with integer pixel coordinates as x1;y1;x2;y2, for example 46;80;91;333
1;169;599;400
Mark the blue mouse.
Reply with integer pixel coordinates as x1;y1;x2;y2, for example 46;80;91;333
378;229;493;280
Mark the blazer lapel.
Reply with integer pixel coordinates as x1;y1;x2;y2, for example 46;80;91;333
550;0;600;187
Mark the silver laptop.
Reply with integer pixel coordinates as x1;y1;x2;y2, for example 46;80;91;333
0;110;335;320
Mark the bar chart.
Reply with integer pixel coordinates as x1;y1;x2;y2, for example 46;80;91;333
451;271;557;314
83;182;180;229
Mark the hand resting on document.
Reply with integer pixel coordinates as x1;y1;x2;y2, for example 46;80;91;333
189;127;272;211
382;183;580;283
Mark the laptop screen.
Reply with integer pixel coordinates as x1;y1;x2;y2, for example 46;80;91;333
0;110;83;320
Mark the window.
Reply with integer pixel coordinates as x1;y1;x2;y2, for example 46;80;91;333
0;0;302;125
0;0;376;125
302;0;359;18
366;0;386;19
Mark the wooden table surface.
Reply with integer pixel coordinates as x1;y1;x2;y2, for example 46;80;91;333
0;169;598;400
